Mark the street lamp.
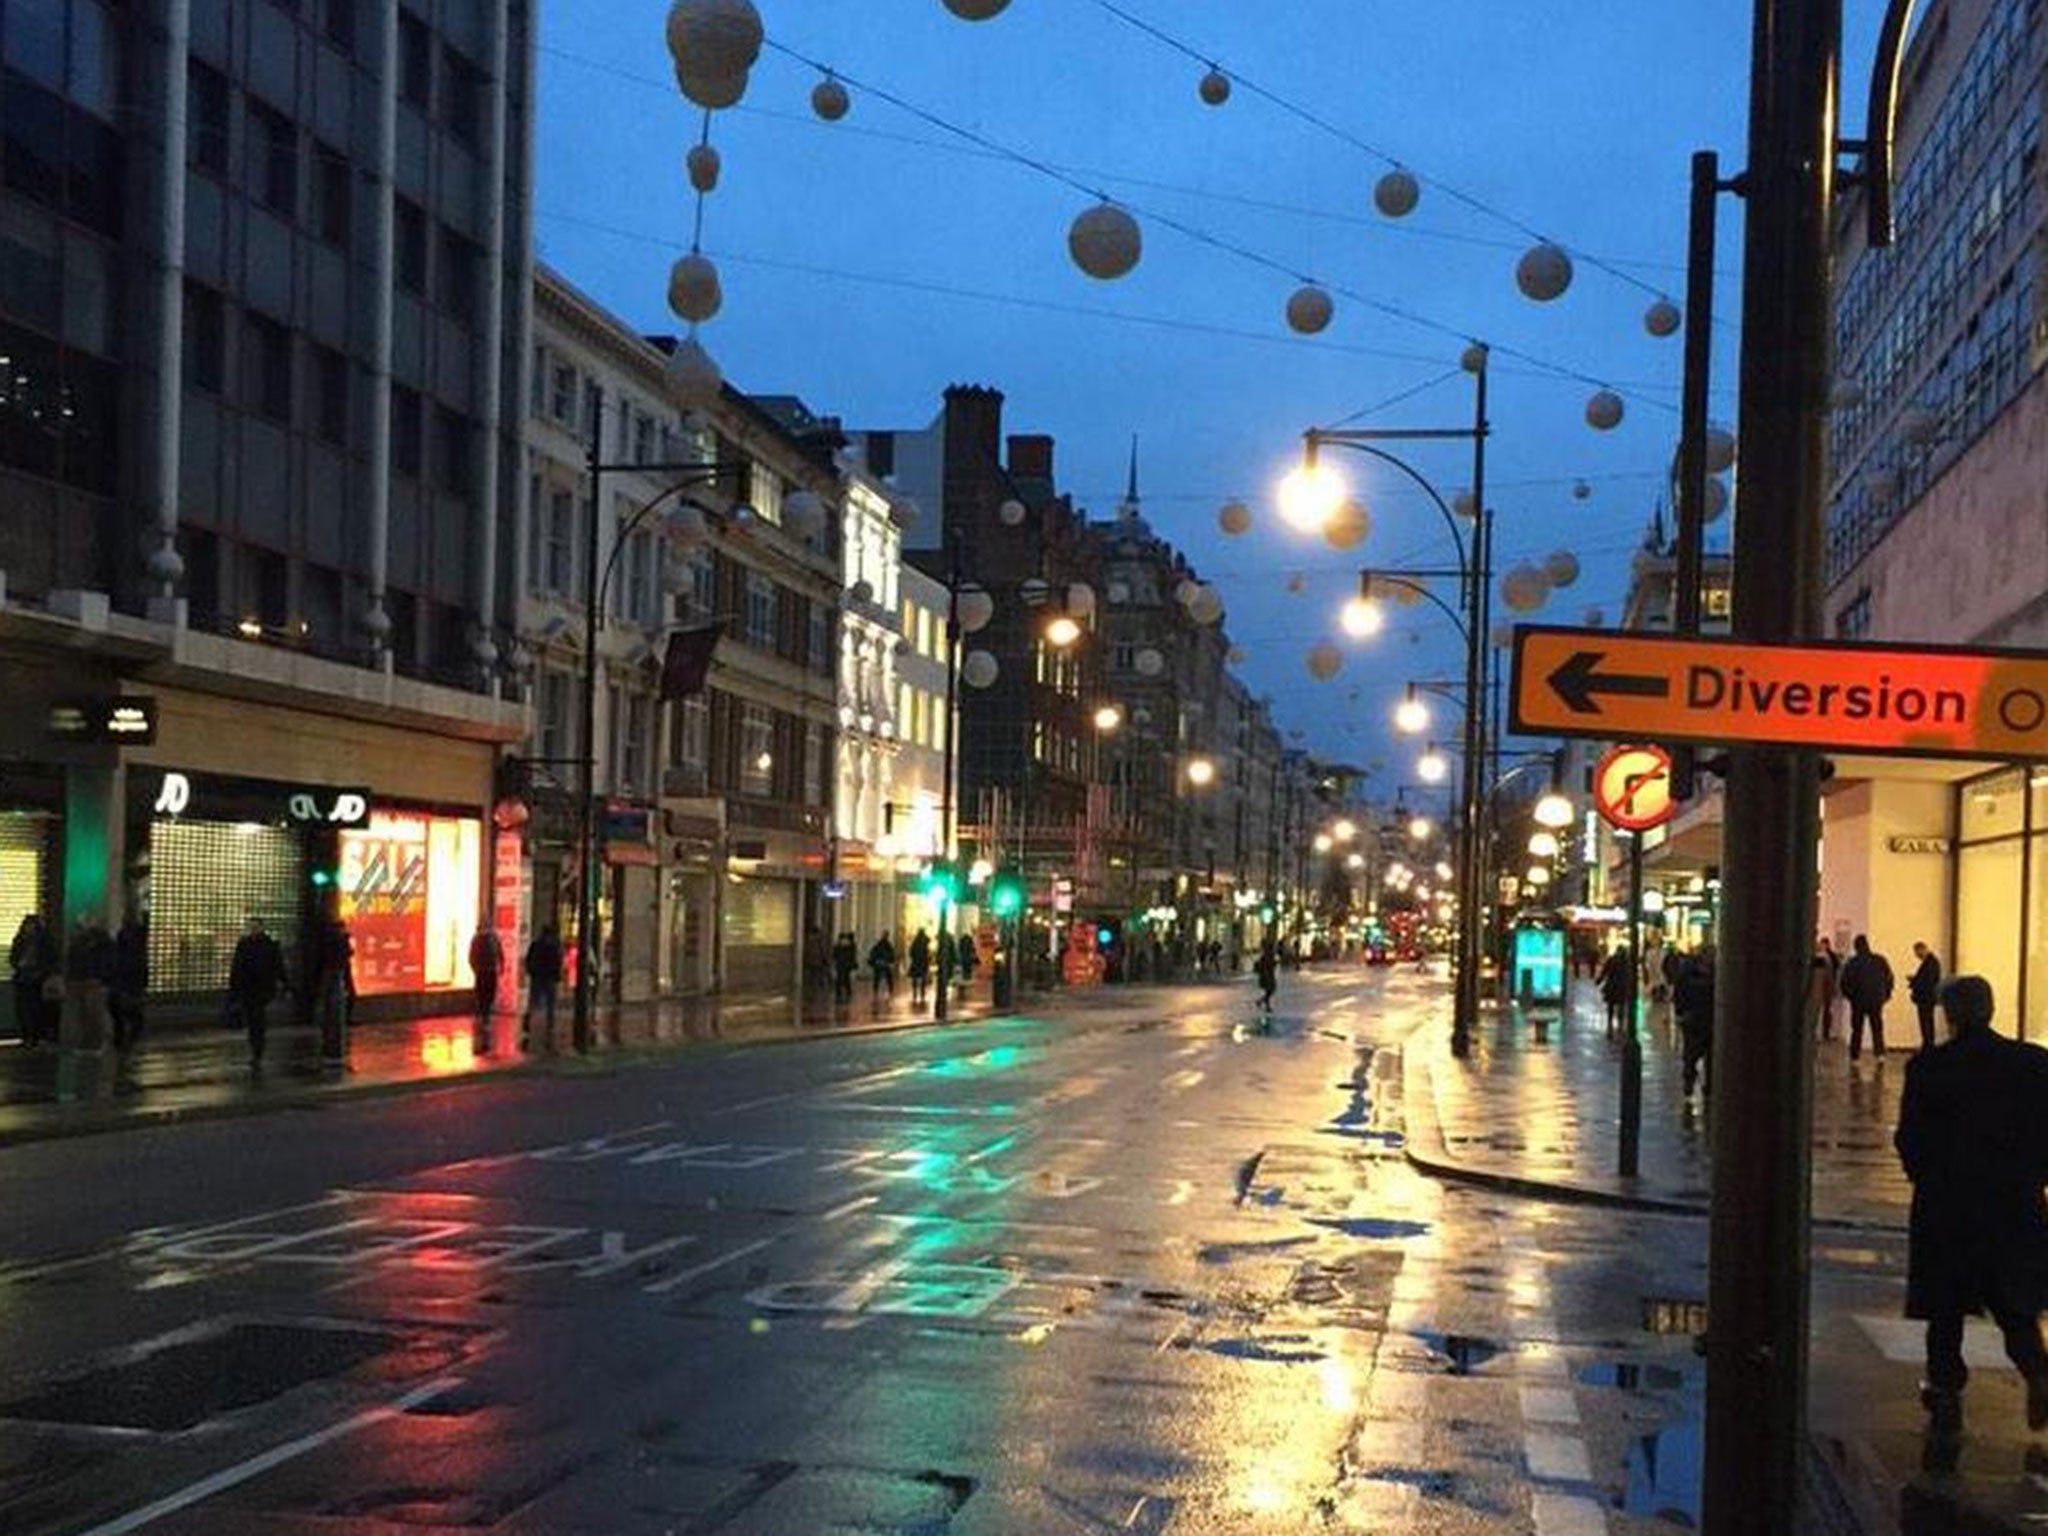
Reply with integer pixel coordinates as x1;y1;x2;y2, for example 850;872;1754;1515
1435;860;1455;883
1528;830;1561;859
1394;683;1431;735
1313;832;1334;853
1331;817;1357;842
1277;461;1346;532
1092;703;1124;733
1408;815;1434;842
1533;791;1577;830
1525;864;1553;890
1417;745;1450;784
1340;591;1385;638
1185;756;1217;788
1045;613;1083;648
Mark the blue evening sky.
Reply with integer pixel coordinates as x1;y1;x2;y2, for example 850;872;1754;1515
535;2;1888;782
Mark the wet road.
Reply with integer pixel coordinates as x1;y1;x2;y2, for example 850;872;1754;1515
0;971;1740;1534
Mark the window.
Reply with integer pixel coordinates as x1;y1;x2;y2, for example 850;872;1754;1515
621;693;651;792
189;60;230;175
528;346;545;415
1114;640;1135;671
243;313;292;422
316;144;350;247
248;96;297;216
545;490;574;593
3;0;64;88
183;281;225;392
808;603;831;674
539;669;573;762
687;549;715;617
324;0;355;54
633;412;654;464
434;405;470;494
744;571;774;647
0;203;60;333
440;44;481;145
390;383;422;476
672;693;708;767
398;11;431;108
394;198;426;292
803;723;826;806
550;364;576;424
437;227;475;320
67;0;117;121
739;705;774;796
583;377;602;438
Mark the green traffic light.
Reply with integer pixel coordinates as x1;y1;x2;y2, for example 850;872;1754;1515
988;866;1025;919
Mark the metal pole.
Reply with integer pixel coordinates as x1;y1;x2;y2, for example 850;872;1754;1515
573;394;604;1054
1452;355;1489;1058
1620;833;1643;1178
1704;3;1836;1528
1673;149;1721;802
935;558;959;1023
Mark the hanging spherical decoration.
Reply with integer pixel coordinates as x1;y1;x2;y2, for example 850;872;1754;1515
1066;582;1096;618
782;490;826;541
668;253;723;324
1515;241;1574;302
1306;643;1343;682
1452;489;1478;520
1199;67;1231;106
1374;168;1421;218
962;650;1000;690
1218;500;1252;536
1704;475;1730;524
812;75;851;121
998;498;1027;527
1323;499;1371;551
1584;389;1625;431
1543;550;1581;589
1187;585;1224;625
663;503;710;549
1501;563;1551;613
665;0;765;79
675;63;750;110
943;0;1012;17
1135;647;1166;677
1460;341;1490;374
1704;424;1737;473
686;143;722;193
1069;202;1142;281
664;336;723;411
1285;572;1306;595
147;544;185;584
1286;284;1335;336
1644;297;1682;337
956;588;995;634
1572;478;1592;501
729;504;756;530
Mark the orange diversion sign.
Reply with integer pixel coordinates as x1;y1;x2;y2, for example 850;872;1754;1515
1511;627;2048;760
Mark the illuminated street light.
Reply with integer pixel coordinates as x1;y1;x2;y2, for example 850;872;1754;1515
1185;756;1217;788
1093;703;1124;732
1525;864;1553;889
1277;460;1346;532
1408;815;1433;841
1417;745;1449;784
1313;833;1334;853
1332;818;1357;842
1435;861;1455;882
1528;831;1561;859
1340;595;1385;638
1045;614;1083;648
1394;684;1430;735
1345;852;1366;870
1533;792;1576;830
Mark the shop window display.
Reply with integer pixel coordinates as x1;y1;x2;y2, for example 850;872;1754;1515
338;810;482;995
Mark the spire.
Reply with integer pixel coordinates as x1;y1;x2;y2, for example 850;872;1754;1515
1118;434;1141;523
1646;499;1669;554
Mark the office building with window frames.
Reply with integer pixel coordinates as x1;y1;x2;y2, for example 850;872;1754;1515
0;0;531;1029
1816;0;2048;1040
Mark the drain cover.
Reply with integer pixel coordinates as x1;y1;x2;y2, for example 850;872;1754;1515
0;1322;397;1432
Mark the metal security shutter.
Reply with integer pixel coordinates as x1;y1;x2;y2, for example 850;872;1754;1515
148;822;302;994
0;813;54;949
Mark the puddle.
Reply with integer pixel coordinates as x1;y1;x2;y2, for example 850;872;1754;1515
1577;1360;1694;1392
1619;1420;1703;1526
1409;1331;1502;1375
1200;1334;1327;1364
1196;1235;1316;1265
1310;1216;1431;1241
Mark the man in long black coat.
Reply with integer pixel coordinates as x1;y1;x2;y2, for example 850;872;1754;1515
1894;974;2048;1436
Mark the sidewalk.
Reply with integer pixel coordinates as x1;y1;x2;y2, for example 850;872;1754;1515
1401;977;1910;1230
0;982;1002;1146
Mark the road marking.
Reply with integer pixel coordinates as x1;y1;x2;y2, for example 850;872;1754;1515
76;1375;462;1536
1857;1314;2014;1368
822;1195;879;1222
1;1195;359;1289
1519;1386;1581;1426
642;1236;779;1295
1524;1431;1592;1482
1532;1489;1608;1535
1163;1070;1205;1093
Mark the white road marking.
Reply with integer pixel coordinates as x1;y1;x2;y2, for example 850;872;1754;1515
1532;1489;1608;1536
1519;1386;1582;1426
76;1375;462;1536
1524;1430;1592;1482
1;1195;360;1288
1163;1070;1205;1093
1857;1314;2015;1368
642;1236;779;1295
821;1195;879;1222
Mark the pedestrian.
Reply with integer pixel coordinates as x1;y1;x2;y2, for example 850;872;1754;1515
314;916;354;1060
868;933;896;1002
956;930;979;993
1909;941;1944;1054
1807;940;1839;1042
9;913;56;1047
1657;944;1682;1008
468;924;504;1054
523;923;563;1049
228;916;288;1069
110;915;148;1052
832;931;858;1005
1840;933;1895;1061
1894;974;2048;1439
907;927;932;1007
1597;945;1633;1035
1673;946;1716;1099
1254;938;1278;1014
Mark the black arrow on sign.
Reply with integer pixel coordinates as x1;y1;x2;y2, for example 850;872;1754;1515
1547;650;1672;715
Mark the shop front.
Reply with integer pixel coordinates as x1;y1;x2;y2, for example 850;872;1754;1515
723;821;824;1002
1951;766;2048;1041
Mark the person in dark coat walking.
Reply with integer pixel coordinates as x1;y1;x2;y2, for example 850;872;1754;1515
1673;947;1716;1098
468;925;504;1054
831;932;858;1005
9;914;57;1047
867;934;896;1003
1909;942;1944;1054
1597;946;1632;1035
110;917;148;1051
1808;939;1840;1042
1894;974;2048;1436
1839;934;1894;1061
1254;939;1278;1014
523;924;563;1049
955;931;978;993
907;928;932;1007
229;917;289;1068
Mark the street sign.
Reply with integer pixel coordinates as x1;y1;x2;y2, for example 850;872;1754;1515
1594;744;1676;833
1512;625;2048;760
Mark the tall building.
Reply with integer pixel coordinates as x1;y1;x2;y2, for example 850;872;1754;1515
0;0;533;1026
1823;0;2048;1038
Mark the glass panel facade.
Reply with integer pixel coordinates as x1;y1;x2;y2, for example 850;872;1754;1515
337;809;482;996
1955;766;2044;1039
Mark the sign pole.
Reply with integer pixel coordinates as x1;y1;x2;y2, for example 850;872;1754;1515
1620;832;1643;1178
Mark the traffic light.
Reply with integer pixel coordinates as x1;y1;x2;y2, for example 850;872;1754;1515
988;866;1026;919
1259;902;1276;923
309;864;338;890
920;860;964;910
